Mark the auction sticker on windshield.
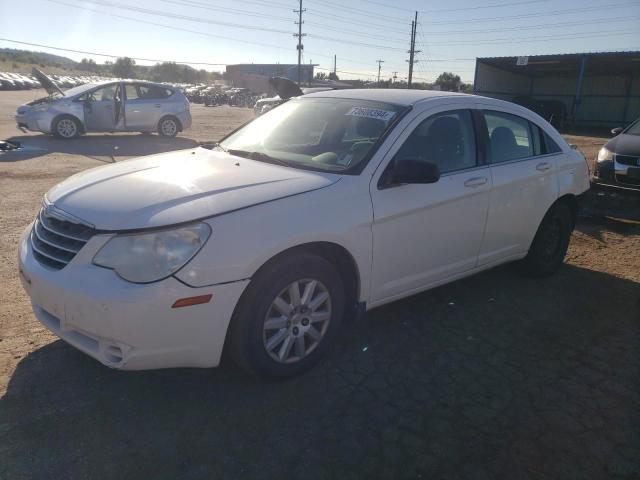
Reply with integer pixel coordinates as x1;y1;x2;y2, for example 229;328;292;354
346;107;396;121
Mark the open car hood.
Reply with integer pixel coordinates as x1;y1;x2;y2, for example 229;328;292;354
31;67;64;96
269;77;303;100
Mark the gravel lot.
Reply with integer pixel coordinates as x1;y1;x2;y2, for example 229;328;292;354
1;90;639;479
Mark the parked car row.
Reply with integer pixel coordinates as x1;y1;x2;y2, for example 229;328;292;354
0;71;109;91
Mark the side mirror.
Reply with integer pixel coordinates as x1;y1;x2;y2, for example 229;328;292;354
611;127;623;136
391;158;440;185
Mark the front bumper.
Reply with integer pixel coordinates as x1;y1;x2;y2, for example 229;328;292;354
592;158;640;191
18;224;248;370
15;110;53;134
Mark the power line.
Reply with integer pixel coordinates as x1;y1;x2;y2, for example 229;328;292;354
423;1;640;25
0;38;226;65
353;0;551;13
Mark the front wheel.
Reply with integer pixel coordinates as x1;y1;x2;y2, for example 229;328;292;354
228;252;345;378
519;202;574;277
52;115;81;139
157;116;179;137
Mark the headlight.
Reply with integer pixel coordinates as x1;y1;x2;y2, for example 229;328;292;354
93;223;211;283
597;147;613;162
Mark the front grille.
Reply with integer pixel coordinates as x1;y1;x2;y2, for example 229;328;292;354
615;154;640;166
30;208;96;270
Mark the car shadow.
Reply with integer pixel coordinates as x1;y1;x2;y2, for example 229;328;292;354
0;133;199;163
2;264;639;478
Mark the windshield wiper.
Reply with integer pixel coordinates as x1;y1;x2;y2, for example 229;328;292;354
227;149;290;167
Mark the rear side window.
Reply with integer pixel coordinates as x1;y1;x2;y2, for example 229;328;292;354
541;129;562;154
137;85;172;99
484;111;534;163
395;109;477;174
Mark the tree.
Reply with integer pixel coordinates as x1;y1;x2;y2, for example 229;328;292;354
79;58;98;73
112;57;136;79
315;72;327;80
328;72;339;81
434;72;462;92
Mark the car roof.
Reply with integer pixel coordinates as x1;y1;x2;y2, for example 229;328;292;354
301;88;470;106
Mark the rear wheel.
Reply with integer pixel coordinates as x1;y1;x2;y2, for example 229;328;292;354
519;202;573;277
157;116;179;137
52;115;80;139
228;252;345;378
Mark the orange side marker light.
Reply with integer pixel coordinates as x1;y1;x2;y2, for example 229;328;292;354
172;294;213;308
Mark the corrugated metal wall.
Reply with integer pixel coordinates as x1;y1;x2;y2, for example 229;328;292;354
474;60;639;128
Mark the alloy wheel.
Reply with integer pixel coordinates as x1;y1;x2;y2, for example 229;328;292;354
161;119;177;136
57;119;77;138
262;278;332;364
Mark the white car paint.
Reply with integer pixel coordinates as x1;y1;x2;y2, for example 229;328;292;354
19;90;590;370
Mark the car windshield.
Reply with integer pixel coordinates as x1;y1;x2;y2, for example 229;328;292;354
625;118;640;136
219;97;405;173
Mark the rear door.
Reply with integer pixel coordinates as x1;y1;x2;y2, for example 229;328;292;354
369;107;491;304
124;83;172;130
477;109;559;265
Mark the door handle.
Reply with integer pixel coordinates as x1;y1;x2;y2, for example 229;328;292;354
536;162;552;172
464;176;488;188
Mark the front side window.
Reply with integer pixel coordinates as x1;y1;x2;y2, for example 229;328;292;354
220;98;405;173
90;85;117;102
484;111;534;163
395;110;477;174
125;84;139;100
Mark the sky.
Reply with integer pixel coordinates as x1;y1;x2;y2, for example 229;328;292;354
1;0;639;83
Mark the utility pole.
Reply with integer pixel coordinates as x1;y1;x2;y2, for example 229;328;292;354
376;59;385;85
392;71;398;83
333;54;337;78
294;0;306;86
407;11;420;89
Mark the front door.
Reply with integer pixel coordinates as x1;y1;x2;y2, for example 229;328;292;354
369;108;491;304
84;83;121;131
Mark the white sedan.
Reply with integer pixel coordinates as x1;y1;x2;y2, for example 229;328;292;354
18;90;590;377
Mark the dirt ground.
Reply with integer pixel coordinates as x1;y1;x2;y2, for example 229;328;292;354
1;90;639;479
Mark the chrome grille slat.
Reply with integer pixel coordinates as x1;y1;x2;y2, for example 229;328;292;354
33;220;82;254
38;210;93;242
31;207;97;270
30;231;71;265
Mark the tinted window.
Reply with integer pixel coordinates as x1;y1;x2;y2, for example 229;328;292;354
484;111;534;163
138;85;172;99
542;130;562;154
395;110;477;174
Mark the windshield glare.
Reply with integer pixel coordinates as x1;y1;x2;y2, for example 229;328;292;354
220;98;404;172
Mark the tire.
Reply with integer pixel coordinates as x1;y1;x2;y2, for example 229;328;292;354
228;252;345;378
52;115;81;139
157;116;179;137
519;202;574;277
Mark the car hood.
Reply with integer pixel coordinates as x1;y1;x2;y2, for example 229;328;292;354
606;133;640;157
45;148;340;231
31;67;64;97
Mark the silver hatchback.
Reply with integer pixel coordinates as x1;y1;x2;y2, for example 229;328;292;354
16;68;192;139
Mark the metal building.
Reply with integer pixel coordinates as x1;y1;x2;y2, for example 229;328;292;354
226;64;315;89
473;51;640;128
